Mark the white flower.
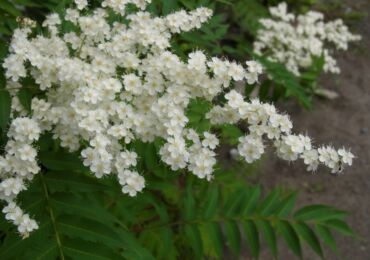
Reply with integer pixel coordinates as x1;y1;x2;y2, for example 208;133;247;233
116;151;138;171
2;202;38;237
17;214;39;235
338;148;354;166
245;61;263;84
185;129;200;144
202;132;219;149
301;149;319;172
65;9;80;23
3;55;26;81
3;202;22;221
188;146;216;180
17;144;37;162
188;51;207;73
118;170;145;197
0;0;354;237
228;62;245;81
123;74;142;95
269;114;292;133
237;135;264;163
225;90;244;109
0;178;25;197
42;13;61;28
254;2;360;76
8;118;40;142
284;135;305;154
74;0;88;10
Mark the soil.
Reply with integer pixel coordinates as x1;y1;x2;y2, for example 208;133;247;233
252;1;370;259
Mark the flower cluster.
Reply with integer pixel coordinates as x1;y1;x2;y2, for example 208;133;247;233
207;89;354;173
253;2;361;76
0;118;40;237
1;0;354;237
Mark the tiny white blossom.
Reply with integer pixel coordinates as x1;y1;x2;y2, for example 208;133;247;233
201;132;218;149
254;2;361;76
0;0;354;237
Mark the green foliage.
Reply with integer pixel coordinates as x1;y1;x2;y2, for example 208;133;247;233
0;0;359;259
0;90;11;133
254;54;313;107
0;0;357;108
186;98;212;134
0;0;71;59
173;184;353;259
17;88;33;112
0;128;355;259
232;0;268;36
148;0;229;57
0;141;155;260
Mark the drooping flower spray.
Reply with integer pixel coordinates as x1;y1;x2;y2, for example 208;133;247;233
1;0;354;237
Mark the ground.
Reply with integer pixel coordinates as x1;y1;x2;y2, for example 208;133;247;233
252;1;370;259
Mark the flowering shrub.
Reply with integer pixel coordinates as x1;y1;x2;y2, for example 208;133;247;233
0;0;356;258
254;2;361;76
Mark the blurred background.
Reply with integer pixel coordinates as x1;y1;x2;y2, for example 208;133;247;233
255;1;370;259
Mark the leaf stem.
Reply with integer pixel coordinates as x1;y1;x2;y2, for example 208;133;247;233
40;172;65;260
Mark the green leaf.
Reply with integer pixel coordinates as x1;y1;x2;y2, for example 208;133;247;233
277;221;302;257
58;215;124;248
243;220;260;258
258;189;280;216
203;185;219;219
0;24;12;35
39;151;88;172
114;226;155;259
179;0;196;9
0;43;9;70
0;221;53;259
50;193;123;227
257;220;277;257
184;225;203;258
51;0;72;14
17;88;33;112
186;98;212;133
12;0;42;7
323;219;355;236
148;180;180;203
0;0;22;17
224;221;241;255
294;205;348;221
276;191;298;217
224;188;248;217
23;239;59;260
162;0;178;14
139;228;176;260
233;0;268;35
0;90;11;131
219;124;243;145
203;222;223;258
300;56;325;82
37;133;54;151
216;0;232;5
63;239;122;260
143;195;170;223
243;186;261;215
183;184;196;220
144;143;159;170
0;167;154;260
294;222;323;257
315;224;337;252
251;52;311;107
44;171;107;192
